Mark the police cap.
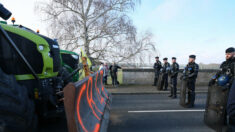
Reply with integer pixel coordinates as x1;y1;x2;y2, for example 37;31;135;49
226;47;235;53
189;55;196;59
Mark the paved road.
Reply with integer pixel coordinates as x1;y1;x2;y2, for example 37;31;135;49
108;93;214;132
107;85;208;94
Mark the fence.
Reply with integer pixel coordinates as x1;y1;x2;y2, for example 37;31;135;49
122;69;219;86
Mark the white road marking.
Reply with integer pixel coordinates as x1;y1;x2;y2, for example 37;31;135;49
128;109;205;113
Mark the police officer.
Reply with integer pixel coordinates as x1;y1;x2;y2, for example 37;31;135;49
209;47;235;87
204;47;235;131
220;47;235;86
160;58;170;91
183;55;199;108
169;57;179;98
153;56;162;86
222;47;235;131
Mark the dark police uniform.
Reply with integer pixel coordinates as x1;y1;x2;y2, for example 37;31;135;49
160;58;170;91
183;55;199;107
169;59;179;98
228;80;235;131
224;47;235;131
153;59;162;86
220;58;235;85
204;48;235;131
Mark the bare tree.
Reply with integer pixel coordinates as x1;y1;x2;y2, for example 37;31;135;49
36;0;156;63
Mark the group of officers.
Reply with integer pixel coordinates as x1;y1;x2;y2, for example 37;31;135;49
153;47;235;131
153;54;199;108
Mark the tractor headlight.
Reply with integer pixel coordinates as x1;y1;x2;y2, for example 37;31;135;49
38;45;44;51
71;55;79;60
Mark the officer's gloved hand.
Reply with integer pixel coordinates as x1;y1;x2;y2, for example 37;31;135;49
188;73;194;78
222;83;230;91
208;79;215;86
180;76;183;80
183;76;188;80
171;72;175;77
181;75;188;80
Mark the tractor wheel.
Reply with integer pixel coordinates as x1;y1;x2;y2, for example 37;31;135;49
0;68;37;132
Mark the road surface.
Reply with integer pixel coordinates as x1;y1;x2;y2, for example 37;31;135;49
108;93;214;132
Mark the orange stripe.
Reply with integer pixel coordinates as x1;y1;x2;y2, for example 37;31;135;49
76;84;88;132
93;123;100;132
100;72;107;104
102;86;109;99
76;73;106;132
90;74;104;114
86;77;101;121
95;72;105;104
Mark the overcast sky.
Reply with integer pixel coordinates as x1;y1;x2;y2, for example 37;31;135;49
0;0;234;64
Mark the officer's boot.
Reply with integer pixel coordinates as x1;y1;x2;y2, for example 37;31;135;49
191;92;195;107
172;86;177;98
186;92;195;108
169;84;173;97
164;81;168;91
153;78;157;86
160;80;164;91
164;85;168;91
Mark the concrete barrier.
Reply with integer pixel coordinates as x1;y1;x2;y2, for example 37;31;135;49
122;69;219;86
63;70;111;132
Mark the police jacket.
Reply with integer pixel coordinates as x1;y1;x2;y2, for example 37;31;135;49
227;80;235;117
153;61;162;73
170;62;179;78
219;57;235;84
183;62;199;79
224;58;235;118
161;62;170;74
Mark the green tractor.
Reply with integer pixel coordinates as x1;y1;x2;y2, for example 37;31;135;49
0;3;81;132
60;50;80;82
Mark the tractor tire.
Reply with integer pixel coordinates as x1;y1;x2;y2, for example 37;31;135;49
0;68;37;132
